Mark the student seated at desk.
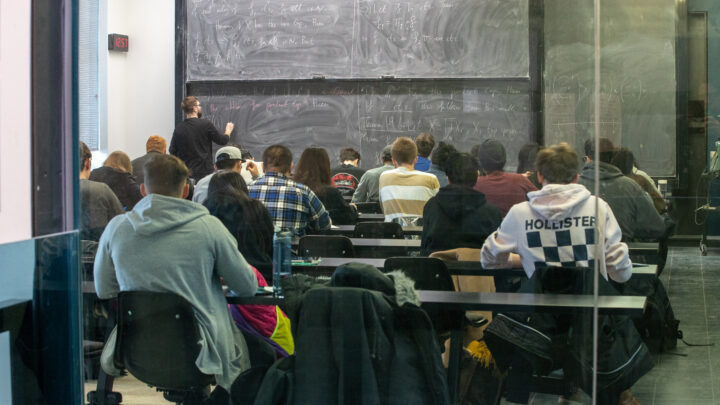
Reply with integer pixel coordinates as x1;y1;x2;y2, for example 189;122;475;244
578;138;671;241
473;139;537;217
481;143;642;405
89;150;143;211
379;137;440;225
481;142;631;282
421;152;501;255
249;144;332;235
294;147;358;225
94;154;270;403
204;170;274;282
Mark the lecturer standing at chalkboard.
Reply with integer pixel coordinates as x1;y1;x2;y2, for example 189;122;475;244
170;96;234;182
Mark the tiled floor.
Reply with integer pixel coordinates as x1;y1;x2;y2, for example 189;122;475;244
85;246;719;404
84;374;165;404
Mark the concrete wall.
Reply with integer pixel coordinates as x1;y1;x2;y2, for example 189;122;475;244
104;0;175;161
0;0;32;244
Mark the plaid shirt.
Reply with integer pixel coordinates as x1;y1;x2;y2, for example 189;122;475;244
249;172;331;235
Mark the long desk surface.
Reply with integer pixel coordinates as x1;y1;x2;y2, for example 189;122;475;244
294;236;659;257
225;291;646;316
355;213;386;222
81;261;656;297
291;257;657;279
329;224;423;235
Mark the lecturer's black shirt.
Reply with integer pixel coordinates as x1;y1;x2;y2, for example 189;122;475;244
170;118;229;180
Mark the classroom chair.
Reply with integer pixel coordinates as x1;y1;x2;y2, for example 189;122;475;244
354;201;383;214
353;221;404;239
116;291;215;405
383;257;465;338
297;235;355;258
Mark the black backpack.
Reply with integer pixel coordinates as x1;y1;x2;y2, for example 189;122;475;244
618;277;681;353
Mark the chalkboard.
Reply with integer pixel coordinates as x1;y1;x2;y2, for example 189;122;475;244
543;0;676;177
186;0;529;80
188;80;531;169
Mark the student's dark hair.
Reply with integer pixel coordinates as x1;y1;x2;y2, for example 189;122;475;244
517;143;543;173
477;139;506;172
446;152;479;186
339;148;360;162
391;137;418;165
262;144;293;173
584;138;616;164
583;139;593;158
611;147;634;176
241;149;253;161
470;144;481;159
535;143;579;184
380;145;393;163
144;154;190;196
216;159;239;170
415;133;435;158
204;171;272;257
431;142;458;170
80;141;92;171
181;96;199;115
293;147;331;195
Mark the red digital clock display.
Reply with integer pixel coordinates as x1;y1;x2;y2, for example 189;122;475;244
108;34;129;52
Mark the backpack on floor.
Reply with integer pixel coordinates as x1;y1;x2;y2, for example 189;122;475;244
618;277;681;353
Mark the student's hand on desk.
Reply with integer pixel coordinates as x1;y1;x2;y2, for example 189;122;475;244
246;161;260;177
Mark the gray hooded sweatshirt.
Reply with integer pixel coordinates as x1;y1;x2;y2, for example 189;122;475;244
578;161;666;240
94;193;258;389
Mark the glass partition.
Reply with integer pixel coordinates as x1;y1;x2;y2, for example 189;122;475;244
77;1;720;404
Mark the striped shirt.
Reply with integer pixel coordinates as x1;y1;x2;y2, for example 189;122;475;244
379;167;439;224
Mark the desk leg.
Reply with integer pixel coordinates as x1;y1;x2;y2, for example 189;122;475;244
447;328;463;404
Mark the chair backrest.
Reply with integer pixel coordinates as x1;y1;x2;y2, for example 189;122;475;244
297;235;355;258
353;221;404;239
383;257;461;333
117;291;215;390
354;202;383;214
384;257;455;291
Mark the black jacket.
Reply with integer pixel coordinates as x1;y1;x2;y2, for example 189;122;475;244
255;263;450;405
331;164;366;197
421;184;502;255
89;166;143;211
130;151;163;185
169;118;230;180
315;186;358;225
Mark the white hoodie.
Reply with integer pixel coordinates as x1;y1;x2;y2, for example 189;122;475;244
481;183;632;283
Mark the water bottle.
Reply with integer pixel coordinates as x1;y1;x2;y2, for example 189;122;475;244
272;228;292;297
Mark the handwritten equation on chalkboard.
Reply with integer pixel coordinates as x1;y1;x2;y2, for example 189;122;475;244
189;80;531;169
186;0;529;80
